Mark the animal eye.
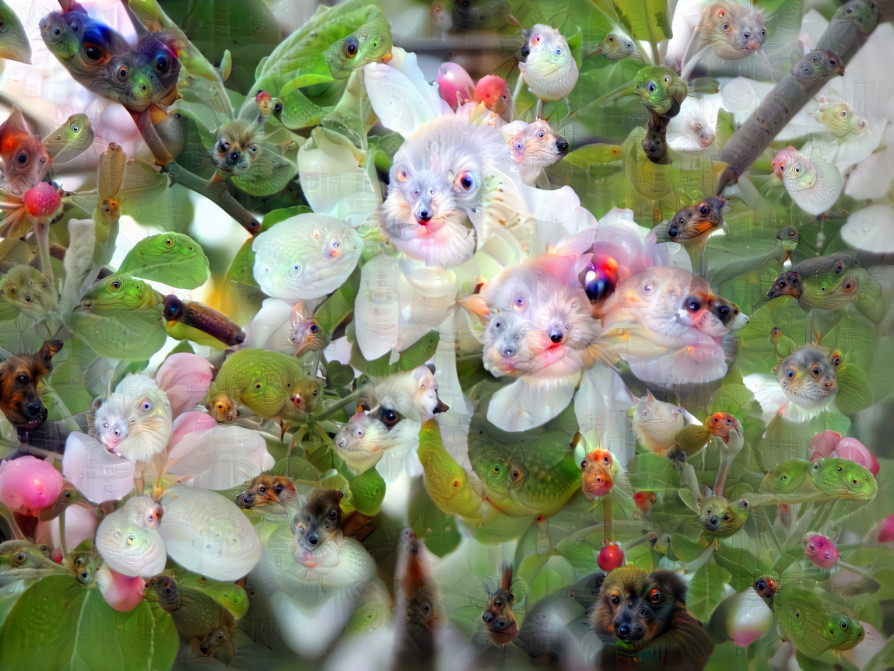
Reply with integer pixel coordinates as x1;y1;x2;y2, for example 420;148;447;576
217;140;229;153
786;368;795;379
70;123;80;133
396;168;408;182
309;323;319;333
723;513;731;521
247;144;259;155
608;34;615;41
16;552;25;562
648;588;662;603
84;44;102;61
831;353;842;367
642;283;653;295
258;486;267;494
116;65;128;80
343;35;359;58
274;484;284;493
609;595;620;605
15;150;28;165
834;261;845;274
328;509;338;519
513;294;526;309
639;608;649;616
163;237;174;248
155;53;169;72
454;171;475;191
581;459;587;469
273;101;283;114
647;82;657;93
509;466;523;482
721;22;730;30
810;366;821;376
537;131;545;138
687;297;701;311
16;374;28;384
699;205;710;215
141;400;152;411
289;262;302;277
111;279;121;290
531;35;542;46
554;47;562;56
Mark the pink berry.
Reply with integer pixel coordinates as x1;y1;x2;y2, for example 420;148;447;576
23;182;61;219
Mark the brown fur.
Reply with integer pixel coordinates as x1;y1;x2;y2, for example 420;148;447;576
482;563;518;647
592;567;714;670
0;341;62;431
236;474;298;510
291;489;344;553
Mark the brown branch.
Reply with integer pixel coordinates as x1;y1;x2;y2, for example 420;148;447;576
162;162;261;236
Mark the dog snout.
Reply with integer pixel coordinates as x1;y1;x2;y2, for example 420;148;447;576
556;138;569;154
482;612;494;624
239;493;254;508
615;622;632;639
25;401;43;418
307;534;319;546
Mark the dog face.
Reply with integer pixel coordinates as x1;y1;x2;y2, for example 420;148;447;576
0;340;62;431
291;489;344;554
591;567;688;647
236;474;297;510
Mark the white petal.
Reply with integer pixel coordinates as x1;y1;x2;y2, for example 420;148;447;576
95;507;167;578
487;375;578;432
61;432;136;504
159;485;262;580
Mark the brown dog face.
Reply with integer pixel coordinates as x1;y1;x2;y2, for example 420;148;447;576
291;489;344;554
0;340;62;431
591;567;688;648
236;474;297;510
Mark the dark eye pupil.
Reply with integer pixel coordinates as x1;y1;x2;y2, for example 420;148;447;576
461;175;473;189
310;324;318;333
16;152;26;164
156;55;168;71
700;206;709;214
85;46;101;60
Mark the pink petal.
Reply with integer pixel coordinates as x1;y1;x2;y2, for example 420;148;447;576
809;430;842;459
96;564;146;612
62;432;135;504
834;438;880;476
0;456;64;515
436;63;474;110
804;534;840;569
155;353;214;417
877;514;894;543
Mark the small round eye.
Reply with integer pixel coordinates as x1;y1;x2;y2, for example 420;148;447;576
602;455;611;466
786;368;795;379
810;366;821;376
648;588;662;603
723;513;731;521
328;509;338;520
343;35;359;58
554;47;562;56
642;283;653;295
531;35;542;46
117;66;128;80
155;53;169;72
70;123;80;133
537;130;545;138
258;485;266;494
217;140;229;153
141;401;152;411
16;374;27;384
396;168;408;182
513;293;526;308
721;22;730;30
164;237;174;248
273;101;283;114
647;82;657;93
609;595;620;605
699;204;710;215
309;323;319;333
608;34;615;42
15;151;28;165
455;171;475;191
581;459;588;469
16;552;25;562
834;260;845;274
247;144;259;155
111;279;121;290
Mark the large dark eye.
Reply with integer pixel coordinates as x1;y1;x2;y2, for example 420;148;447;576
786;368;795;379
649;588;662;603
274;484;284;493
581;459;588;469
16;552;25;563
155;52;169;73
273;101;283;114
217;140;229;153
258;485;267;494
455;171;475;191
609;595;620;605
116;65;128;80
309;323;319;333
647;82;657;93
834;260;845;274
380;408;400;428
328;509;338;520
84;44;102;61
111;279;121;290
16;374;28;384
810;366;821;376
699;204;710;215
686;297;701;311
343;36;359;58
15;151;28;165
164;298;182;319
716;305;730;318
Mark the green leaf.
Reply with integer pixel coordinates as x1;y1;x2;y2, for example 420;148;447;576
314;266;359;336
407;482;461;558
68;309;167;361
117;233;210;289
350;330;440;378
688;562;730;623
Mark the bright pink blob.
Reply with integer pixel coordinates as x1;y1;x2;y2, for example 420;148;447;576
0;456;64;515
834;438;880;476
809;430;842;458
804;534;840;569
474;75;511;115
878;515;894;543
436;62;474;110
23;182;61;219
97;565;146;612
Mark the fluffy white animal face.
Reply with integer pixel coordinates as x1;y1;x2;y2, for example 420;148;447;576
95;396;132;453
505;119;569;167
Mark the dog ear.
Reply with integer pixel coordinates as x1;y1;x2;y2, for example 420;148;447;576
38;340;64;367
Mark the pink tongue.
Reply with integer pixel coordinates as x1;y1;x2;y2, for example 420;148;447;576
415;223;432;237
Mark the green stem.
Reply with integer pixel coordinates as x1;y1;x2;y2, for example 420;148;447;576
162;163;260;235
316;388;363;423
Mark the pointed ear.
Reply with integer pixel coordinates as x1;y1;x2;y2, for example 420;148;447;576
646;389;656;401
425;363;436;375
92;397;104;412
38;340;63;367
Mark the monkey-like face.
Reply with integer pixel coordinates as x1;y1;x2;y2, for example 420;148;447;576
236;474;297;509
482;586;517;646
211;120;260;176
291;490;343;553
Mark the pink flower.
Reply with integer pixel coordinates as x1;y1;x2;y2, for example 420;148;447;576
96;565;146;612
878;515;894;543
155;353;213;417
804;534;840;569
0;456;63;515
809;433;879;476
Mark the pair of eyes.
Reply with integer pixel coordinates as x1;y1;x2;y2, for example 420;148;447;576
606;34;632;47
608;589;663;606
581;454;611;469
491;463;523;481
216;140;259;155
394;168;476;192
255;484;285;495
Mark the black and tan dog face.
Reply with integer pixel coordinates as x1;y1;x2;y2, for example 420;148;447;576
0;340;63;431
591;567;688;646
482;564;518;647
291;489;343;553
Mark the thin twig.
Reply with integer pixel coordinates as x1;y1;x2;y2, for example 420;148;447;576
162;163;261;236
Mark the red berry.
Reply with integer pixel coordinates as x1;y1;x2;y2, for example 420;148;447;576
597;543;624;572
23;183;61;219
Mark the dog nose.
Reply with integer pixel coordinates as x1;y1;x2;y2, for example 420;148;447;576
482;612;494;624
418;210;432;223
521;45;530;58
230;151;241;163
556;138;569;153
495;619;507;630
240;494;253;507
25;402;42;418
616;623;631;638
307;534;319;546
549;331;564;344
709;515;718;527
501;343;516;357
